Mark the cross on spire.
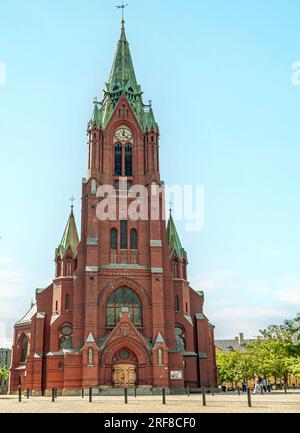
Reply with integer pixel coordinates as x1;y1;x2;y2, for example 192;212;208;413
169;200;173;215
70;195;75;211
116;1;128;24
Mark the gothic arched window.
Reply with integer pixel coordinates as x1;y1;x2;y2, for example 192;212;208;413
182;260;187;280
158;348;163;366
115;143;122;176
66;256;72;276
125;144;132;176
110;228;118;250
175;326;185;352
65;293;70;311
172;259;180;278
106;287;142;328
130;229;137;250
20;335;28;363
88;348;93;366
120;220;128;250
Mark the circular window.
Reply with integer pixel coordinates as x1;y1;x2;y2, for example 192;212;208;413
61;326;72;336
119;350;130;360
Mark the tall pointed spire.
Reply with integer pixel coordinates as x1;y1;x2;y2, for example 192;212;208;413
106;21;140;96
88;20;158;132
56;206;79;259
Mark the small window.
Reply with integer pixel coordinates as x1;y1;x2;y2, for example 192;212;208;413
65;293;70;311
88;348;93;366
158;348;163;366
185;302;188;313
21;335;28;363
175;295;180;312
110;228;118;250
175;326;185;352
66;256;72;276
130;229;137;250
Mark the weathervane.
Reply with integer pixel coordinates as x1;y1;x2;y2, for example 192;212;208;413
116;1;128;23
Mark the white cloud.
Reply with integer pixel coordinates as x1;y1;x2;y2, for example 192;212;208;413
275;287;300;305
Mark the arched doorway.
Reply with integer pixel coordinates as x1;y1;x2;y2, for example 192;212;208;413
112;349;137;388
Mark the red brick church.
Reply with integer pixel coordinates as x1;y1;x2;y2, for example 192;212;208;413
9;21;217;394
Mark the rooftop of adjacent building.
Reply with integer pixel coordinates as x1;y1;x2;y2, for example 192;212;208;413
215;332;253;352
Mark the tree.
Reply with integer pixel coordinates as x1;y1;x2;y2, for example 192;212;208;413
0;367;9;394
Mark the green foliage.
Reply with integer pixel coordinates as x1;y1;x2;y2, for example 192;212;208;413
216;315;300;384
0;367;9;382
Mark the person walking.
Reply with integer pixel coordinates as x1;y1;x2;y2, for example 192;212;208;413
253;376;261;394
221;381;227;393
242;379;248;393
262;377;267;393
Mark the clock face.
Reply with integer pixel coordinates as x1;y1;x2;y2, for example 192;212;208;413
114;127;132;141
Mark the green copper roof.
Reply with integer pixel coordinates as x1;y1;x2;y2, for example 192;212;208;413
55;208;79;259
89;22;159;132
166;213;184;259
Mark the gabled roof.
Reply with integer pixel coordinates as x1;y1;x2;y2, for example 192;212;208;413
16;303;37;325
166;213;184;259
55;207;79;259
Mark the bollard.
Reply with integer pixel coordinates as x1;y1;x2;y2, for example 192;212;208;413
52;387;55;402
247;387;252;408
186;386;190;397
124;388;128;404
211;386;215;396
89;387;92;403
162;388;166;405
18;385;22;402
202;388;206;406
26;388;30;399
134;387;137;398
237;387;240;396
81;388;84;398
284;383;288;395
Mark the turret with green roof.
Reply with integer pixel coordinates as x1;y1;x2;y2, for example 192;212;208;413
166;213;184;260
55;206;79;259
88;20;159;132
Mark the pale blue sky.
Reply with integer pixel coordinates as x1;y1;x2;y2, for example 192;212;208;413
1;0;300;346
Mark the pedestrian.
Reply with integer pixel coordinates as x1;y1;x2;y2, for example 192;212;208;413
242;379;248;393
221;381;227;393
253;376;261;394
262;377;267;393
267;379;272;393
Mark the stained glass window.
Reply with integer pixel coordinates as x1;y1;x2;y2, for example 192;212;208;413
106;287;142;328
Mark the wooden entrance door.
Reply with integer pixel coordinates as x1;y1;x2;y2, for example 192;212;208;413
113;364;137;388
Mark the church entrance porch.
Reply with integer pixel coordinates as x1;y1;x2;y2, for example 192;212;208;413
112;364;137;388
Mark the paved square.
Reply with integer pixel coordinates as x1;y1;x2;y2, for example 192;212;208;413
0;391;299;413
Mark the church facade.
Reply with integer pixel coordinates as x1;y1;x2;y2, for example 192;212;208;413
9;22;217;394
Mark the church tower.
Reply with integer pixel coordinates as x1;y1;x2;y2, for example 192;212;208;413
9;20;217;394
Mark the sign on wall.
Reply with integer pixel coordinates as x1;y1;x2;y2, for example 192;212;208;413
170;370;183;380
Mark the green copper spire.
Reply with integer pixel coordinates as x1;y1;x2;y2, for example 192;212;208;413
89;21;159;132
55;207;79;259
106;20;140;95
166;213;184;259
